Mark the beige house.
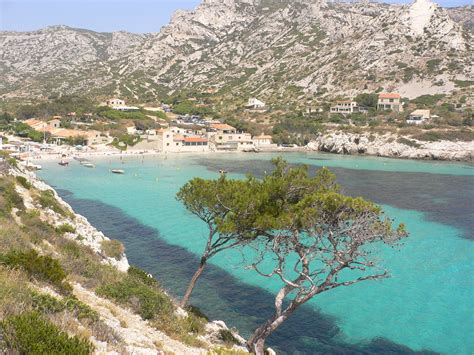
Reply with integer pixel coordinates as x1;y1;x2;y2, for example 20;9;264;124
253;134;273;147
377;93;403;112
407;109;430;125
208;123;254;151
156;129;209;153
48;129;104;146
24;118;48;130
48;119;61;128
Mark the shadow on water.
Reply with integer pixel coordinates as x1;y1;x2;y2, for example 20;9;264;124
56;188;437;354
197;159;474;240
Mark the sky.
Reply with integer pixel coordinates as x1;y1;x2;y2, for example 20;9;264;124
0;0;470;34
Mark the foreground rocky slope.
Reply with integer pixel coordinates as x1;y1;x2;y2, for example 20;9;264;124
1;0;472;102
0;159;248;354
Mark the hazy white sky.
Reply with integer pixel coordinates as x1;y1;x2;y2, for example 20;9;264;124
0;0;470;33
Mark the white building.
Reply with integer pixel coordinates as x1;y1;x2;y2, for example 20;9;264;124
407;109;430;125
330;101;359;115
245;98;266;110
253;134;274;148
106;98;125;107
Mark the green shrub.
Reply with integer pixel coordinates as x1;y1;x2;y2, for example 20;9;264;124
30;292;66;314
397;137;421;148
413;130;474;142
0;178;24;216
207;348;248;355
56;223;76;235
186;305;209;321
15;176;31;190
20;210;56;241
30;292;99;322
0;250;71;293
128;265;158;287
0;311;93;354
101;239;125;260
97;277;173;320
36;190;69;217
217;329;240;346
454;80;473;88
63;296;99;321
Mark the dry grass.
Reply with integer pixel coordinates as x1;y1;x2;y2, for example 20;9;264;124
100;239;125;260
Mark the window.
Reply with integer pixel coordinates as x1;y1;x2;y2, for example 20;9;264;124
389;98;394;103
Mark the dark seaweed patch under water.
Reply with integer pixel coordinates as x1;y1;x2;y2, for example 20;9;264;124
56;188;437;354
197;159;474;240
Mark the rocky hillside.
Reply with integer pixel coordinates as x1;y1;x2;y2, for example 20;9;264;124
0;159;248;354
0;0;472;103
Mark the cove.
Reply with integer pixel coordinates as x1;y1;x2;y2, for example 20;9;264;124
37;152;474;354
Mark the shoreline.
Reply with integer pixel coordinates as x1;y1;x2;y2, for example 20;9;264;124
30;145;474;166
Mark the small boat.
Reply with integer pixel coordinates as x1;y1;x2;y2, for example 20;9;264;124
219;169;228;174
58;160;69;166
82;163;95;168
111;169;125;174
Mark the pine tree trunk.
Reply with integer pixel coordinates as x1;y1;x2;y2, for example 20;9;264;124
247;312;292;355
179;258;207;308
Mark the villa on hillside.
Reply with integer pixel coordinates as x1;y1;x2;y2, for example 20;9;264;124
330;101;368;115
106;98;139;112
245;98;266;110
377;93;403;112
106;98;125;106
407;109;430;125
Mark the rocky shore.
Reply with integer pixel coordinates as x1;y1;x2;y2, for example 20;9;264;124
308;132;474;162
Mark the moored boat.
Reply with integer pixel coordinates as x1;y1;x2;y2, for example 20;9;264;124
58;160;69;166
82;163;95;168
111;169;125;174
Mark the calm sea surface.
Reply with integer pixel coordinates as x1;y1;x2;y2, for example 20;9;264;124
37;152;474;354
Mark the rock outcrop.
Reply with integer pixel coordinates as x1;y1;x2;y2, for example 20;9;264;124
308;132;474;161
0;0;472;101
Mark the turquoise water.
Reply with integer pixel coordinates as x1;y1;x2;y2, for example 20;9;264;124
38;152;474;354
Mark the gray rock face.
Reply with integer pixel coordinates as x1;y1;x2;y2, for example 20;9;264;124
308;131;474;161
0;0;472;100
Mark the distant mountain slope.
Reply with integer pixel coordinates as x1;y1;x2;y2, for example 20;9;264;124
0;0;472;102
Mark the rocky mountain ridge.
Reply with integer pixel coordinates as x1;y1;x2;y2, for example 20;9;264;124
0;0;472;103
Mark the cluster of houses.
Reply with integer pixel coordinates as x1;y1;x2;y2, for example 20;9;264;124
140;123;274;153
329;92;431;124
23;118;108;146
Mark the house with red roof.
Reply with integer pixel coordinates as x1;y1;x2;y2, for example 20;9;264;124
377;93;403;112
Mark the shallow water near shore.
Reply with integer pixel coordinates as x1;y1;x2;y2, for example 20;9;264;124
37;152;474;354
